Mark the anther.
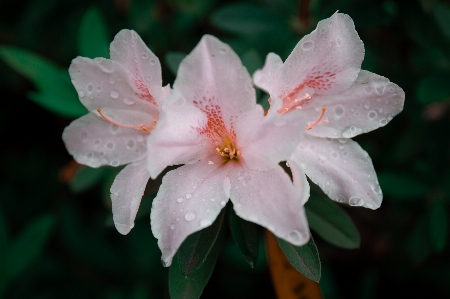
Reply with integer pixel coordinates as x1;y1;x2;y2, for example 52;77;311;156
307;107;327;130
97;109;153;133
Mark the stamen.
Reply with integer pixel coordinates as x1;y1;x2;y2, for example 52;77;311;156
307;107;327;130
97;108;154;133
278;93;312;114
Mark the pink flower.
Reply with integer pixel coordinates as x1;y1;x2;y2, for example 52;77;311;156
63;30;169;234
254;13;405;209
147;35;310;266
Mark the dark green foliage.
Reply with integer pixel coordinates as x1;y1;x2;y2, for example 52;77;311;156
1;0;450;298
276;234;321;283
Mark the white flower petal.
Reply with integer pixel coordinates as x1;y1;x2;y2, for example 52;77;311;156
69;56;159;127
174;35;256;124
253;52;283;95
110;159;150;234
151;162;230;267
274;13;364;99
62;113;147;167
229;165;310;246
146;91;213;178
110;29;163;105
291;135;382;209
305;70;405;138
236;106;307;171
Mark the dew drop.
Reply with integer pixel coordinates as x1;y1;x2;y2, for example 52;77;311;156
368;111;377;120
110;160;120;166
86;152;93;159
331;152;339;159
219;47;228;54
109;77;115;84
301;41;314;51
288;230;303;243
78;90;85;98
86;83;94;93
170;224;175;230
209;198;216;202
326;181;330;186
184;211;196;222
334;105;345;118
177;197;184;203
220;201;226;206
94;139;100;145
185;193;192;199
126;139;135;149
336;38;342;47
364;102;370;110
379;118;387;125
150;59;156;65
106;142;114;150
123;97;135;105
110;90;120;98
142;53;148;59
349;197;364;206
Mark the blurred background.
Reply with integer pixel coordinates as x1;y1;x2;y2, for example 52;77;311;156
1;0;450;298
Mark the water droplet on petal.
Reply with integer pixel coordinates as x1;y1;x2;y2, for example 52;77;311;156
110;160;120;166
184;211;196;222
80;131;88;140
170;224;175;230
86;83;94;93
123;97;135;105
110;90;119;98
379;118;387;125
301;41;314;51
364;102;370;110
334;105;345;118
185;193;192;199
220;201;226;206
176;197;183;203
219;47;228;54
150;59;156;65
288;230;303;243
126;139;135;149
78;90;85;98
209;198;216;202
142;53;148;59
105;142;114;150
349;197;364;206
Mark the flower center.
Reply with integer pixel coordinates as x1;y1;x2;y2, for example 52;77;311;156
97;108;155;133
209;135;240;165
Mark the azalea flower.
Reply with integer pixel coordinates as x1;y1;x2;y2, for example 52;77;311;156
63;30;168;234
147;35;311;266
254;13;405;209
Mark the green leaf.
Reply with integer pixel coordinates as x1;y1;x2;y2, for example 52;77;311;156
177;208;226;276
6;214;55;281
429;201;448;253
210;3;284;36
305;194;360;249
417;72;450;105
276;234;321;283
0;46;87;118
378;172;428;200
165;51;187;76
433;2;450;40
78;8;110;59
69;166;106;193
0;207;8;260
240;49;263;76
228;208;258;267
169;223;225;299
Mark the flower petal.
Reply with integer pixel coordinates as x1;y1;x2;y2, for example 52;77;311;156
146;91;213;178
62;113;147;167
229;165;310;246
253;52;283;95
289;159;310;205
110;159;150;234
304;70;405;138
270;13;364;102
291;135;382;209
150;162;231;266
69;57;158;128
110;29;163;106
236;105;307;171
174;35;256;124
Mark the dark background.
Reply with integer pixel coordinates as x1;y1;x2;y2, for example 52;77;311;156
1;0;450;298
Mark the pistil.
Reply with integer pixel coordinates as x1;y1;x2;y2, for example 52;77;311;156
97;108;155;133
306;107;328;130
